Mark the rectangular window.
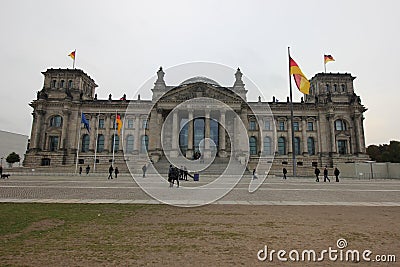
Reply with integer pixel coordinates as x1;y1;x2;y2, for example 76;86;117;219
307;122;314;131
127;119;134;129
249;121;256;131
98;119;105;129
279;121;285;131
264;120;271;130
49;136;59;151
338;140;347;155
293;122;299;131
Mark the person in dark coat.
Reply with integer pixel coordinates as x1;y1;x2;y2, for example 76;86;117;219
168;165;174;187
283;168;287;179
142;165;147;178
183;166;188;181
86;165;90;175
315;167;320;182
334;167;340;182
108;165;114;179
323;166;330;182
114;167;119;178
79;166;82;175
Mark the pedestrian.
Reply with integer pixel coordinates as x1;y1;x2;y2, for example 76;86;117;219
315;167;320;182
283;167;287;179
108;165;114;179
0;165;3;178
168;165;174;187
115;167;119;178
86;165;90;175
79;166;82;175
142;165;147;178
179;166;184;180
173;167;180;188
184;166;188;181
323;166;330;182
252;169;258;179
334;167;340;182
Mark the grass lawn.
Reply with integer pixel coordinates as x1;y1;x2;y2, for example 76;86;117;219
0;203;398;266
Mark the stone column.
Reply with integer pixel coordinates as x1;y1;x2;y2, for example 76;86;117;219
301;116;308;155
328;115;336;153
33;110;44;150
186;110;194;159
89;114;96;151
61;110;70;149
287;117;293;154
316;118;322;155
134;115;140;153
170;111;179;157
354;113;363;154
218;110;227;157
204;110;211;159
104;114;111;152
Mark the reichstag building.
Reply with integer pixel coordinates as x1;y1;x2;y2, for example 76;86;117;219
24;66;369;176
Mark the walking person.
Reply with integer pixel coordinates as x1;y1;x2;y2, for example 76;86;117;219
114;167;119;178
252;169;258;180
108;165;114;179
85;165;90;175
323;166;330;182
79;166;82;175
142;165;147;178
315;167;320;182
168;165;174;187
183;166;188;181
334;167;340;182
173;167;180;188
0;165;3;178
283;167;287;179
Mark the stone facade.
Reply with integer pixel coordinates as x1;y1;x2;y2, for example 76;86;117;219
24;67;369;175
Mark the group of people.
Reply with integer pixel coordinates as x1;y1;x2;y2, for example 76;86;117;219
108;165;119;179
314;166;340;182
168;165;189;187
79;165;91;175
282;166;340;182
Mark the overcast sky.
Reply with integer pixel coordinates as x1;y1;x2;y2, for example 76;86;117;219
0;0;399;145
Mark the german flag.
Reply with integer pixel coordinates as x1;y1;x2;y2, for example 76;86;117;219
116;114;122;135
324;54;335;64
68;51;75;60
289;57;310;95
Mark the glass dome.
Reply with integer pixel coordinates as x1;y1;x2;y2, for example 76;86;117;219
180;76;220;86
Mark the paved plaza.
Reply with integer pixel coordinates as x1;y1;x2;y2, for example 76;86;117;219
1;173;400;206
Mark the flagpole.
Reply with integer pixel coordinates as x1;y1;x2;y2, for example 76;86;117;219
75;112;82;175
324;55;326;73
93;111;99;172
288;47;297;177
112;110;117;168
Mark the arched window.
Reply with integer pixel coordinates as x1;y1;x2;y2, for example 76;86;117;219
294;137;301;155
97;134;104;152
51;80;57;88
341;84;346;92
111;135;119;152
263;136;272;155
141;135;149;153
333;84;337;92
126;135;134;153
60;80;65;88
308;137;315;155
335;119;347;131
249;136;257;155
50;115;62;127
68;80;73;88
81;134;90;152
278;137;286;155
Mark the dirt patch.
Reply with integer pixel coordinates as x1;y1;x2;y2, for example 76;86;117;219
24;219;65;232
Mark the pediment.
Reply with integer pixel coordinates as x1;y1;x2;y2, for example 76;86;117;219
158;83;243;104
